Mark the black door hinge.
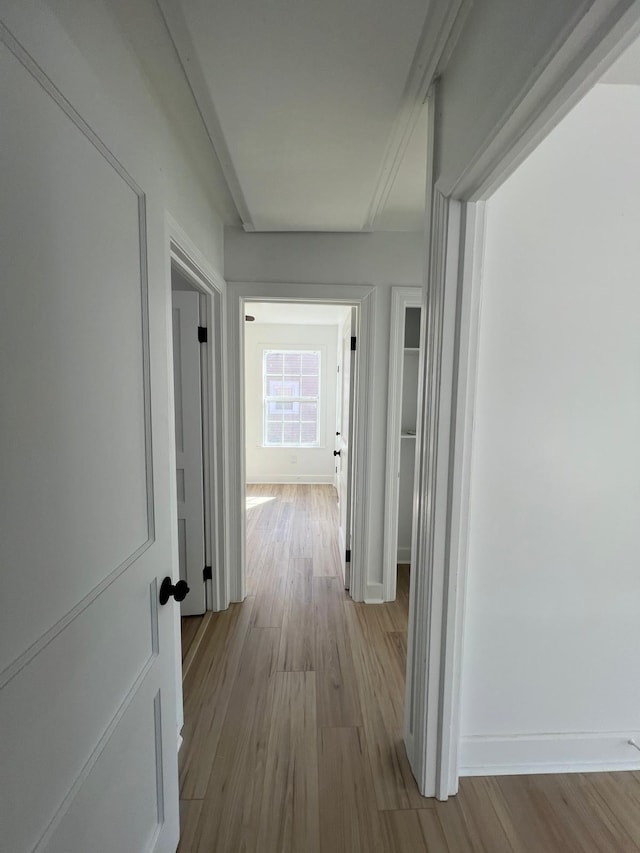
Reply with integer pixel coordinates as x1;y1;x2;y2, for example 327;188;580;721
198;326;208;343
203;565;212;581
350;336;356;351
345;549;351;562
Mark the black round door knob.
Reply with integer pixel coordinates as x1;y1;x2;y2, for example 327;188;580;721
333;450;341;457
159;577;190;605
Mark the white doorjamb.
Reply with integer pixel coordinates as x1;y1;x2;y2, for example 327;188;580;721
226;282;376;603
404;184;461;800
405;6;640;801
403;192;486;800
383;286;422;602
165;217;230;613
442;202;486;796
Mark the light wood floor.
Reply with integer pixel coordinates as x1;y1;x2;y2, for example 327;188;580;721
178;484;640;853
181;614;204;662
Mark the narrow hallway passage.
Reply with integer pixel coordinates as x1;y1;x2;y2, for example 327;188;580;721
177;483;427;853
176;485;640;853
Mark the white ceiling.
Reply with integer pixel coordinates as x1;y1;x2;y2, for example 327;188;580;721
159;0;464;232
245;301;351;326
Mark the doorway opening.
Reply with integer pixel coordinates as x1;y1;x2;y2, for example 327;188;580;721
383;288;422;603
171;265;208;618
225;283;375;606
167;238;227;683
242;300;356;590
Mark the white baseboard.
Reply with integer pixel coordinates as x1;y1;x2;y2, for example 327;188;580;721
364;582;384;604
177;733;183;753
459;731;640;776
246;475;334;484
396;546;411;562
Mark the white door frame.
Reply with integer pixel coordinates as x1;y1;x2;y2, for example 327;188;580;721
405;4;640;800
170;288;207;616
382;286;422;601
404;192;485;800
165;216;229;614
337;310;356;589
226;281;376;603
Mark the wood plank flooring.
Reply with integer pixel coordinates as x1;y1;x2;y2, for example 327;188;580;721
178;484;640;852
180;611;211;680
180;614;204;662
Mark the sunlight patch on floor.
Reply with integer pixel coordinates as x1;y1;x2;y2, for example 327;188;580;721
245;495;276;511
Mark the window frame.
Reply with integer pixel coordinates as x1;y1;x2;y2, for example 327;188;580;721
261;347;323;448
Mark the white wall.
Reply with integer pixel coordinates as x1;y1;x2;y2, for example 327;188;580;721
225;230;424;590
460;84;640;774
245;323;338;483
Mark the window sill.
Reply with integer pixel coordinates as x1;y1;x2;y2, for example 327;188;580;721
259;444;325;450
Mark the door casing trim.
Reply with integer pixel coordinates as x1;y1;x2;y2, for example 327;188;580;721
226;281;376;603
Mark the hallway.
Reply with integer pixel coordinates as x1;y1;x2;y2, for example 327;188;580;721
176;485;640;853
177;484;422;853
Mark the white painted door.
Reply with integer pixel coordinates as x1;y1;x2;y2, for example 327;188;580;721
336;312;355;588
0;31;179;853
172;290;207;616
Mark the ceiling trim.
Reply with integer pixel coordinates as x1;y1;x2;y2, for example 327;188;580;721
157;0;253;229
452;0;640;200
365;0;472;231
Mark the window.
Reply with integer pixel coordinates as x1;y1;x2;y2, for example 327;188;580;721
263;349;321;446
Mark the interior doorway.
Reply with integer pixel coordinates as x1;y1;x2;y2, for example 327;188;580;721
167;238;228;689
242;300;356;589
225;282;375;605
171;266;208;617
383;287;422;602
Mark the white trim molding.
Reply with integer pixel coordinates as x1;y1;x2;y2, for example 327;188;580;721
225;282;247;603
165;215;230;613
225;282;376;603
382;286;422;602
403;197;486;800
404;189;463;800
404;2;640;800
460;732;640;777
156;0;252;229
452;1;640;201
365;0;472;231
439;201;486;796
0;21;156;691
363;582;384;605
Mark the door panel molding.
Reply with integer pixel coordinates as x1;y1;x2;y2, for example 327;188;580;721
30;657;157;853
0;24;154;685
0;537;155;691
37;668;165;853
0;21;154;539
0;15;189;852
153;690;165;827
2;572;160;852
